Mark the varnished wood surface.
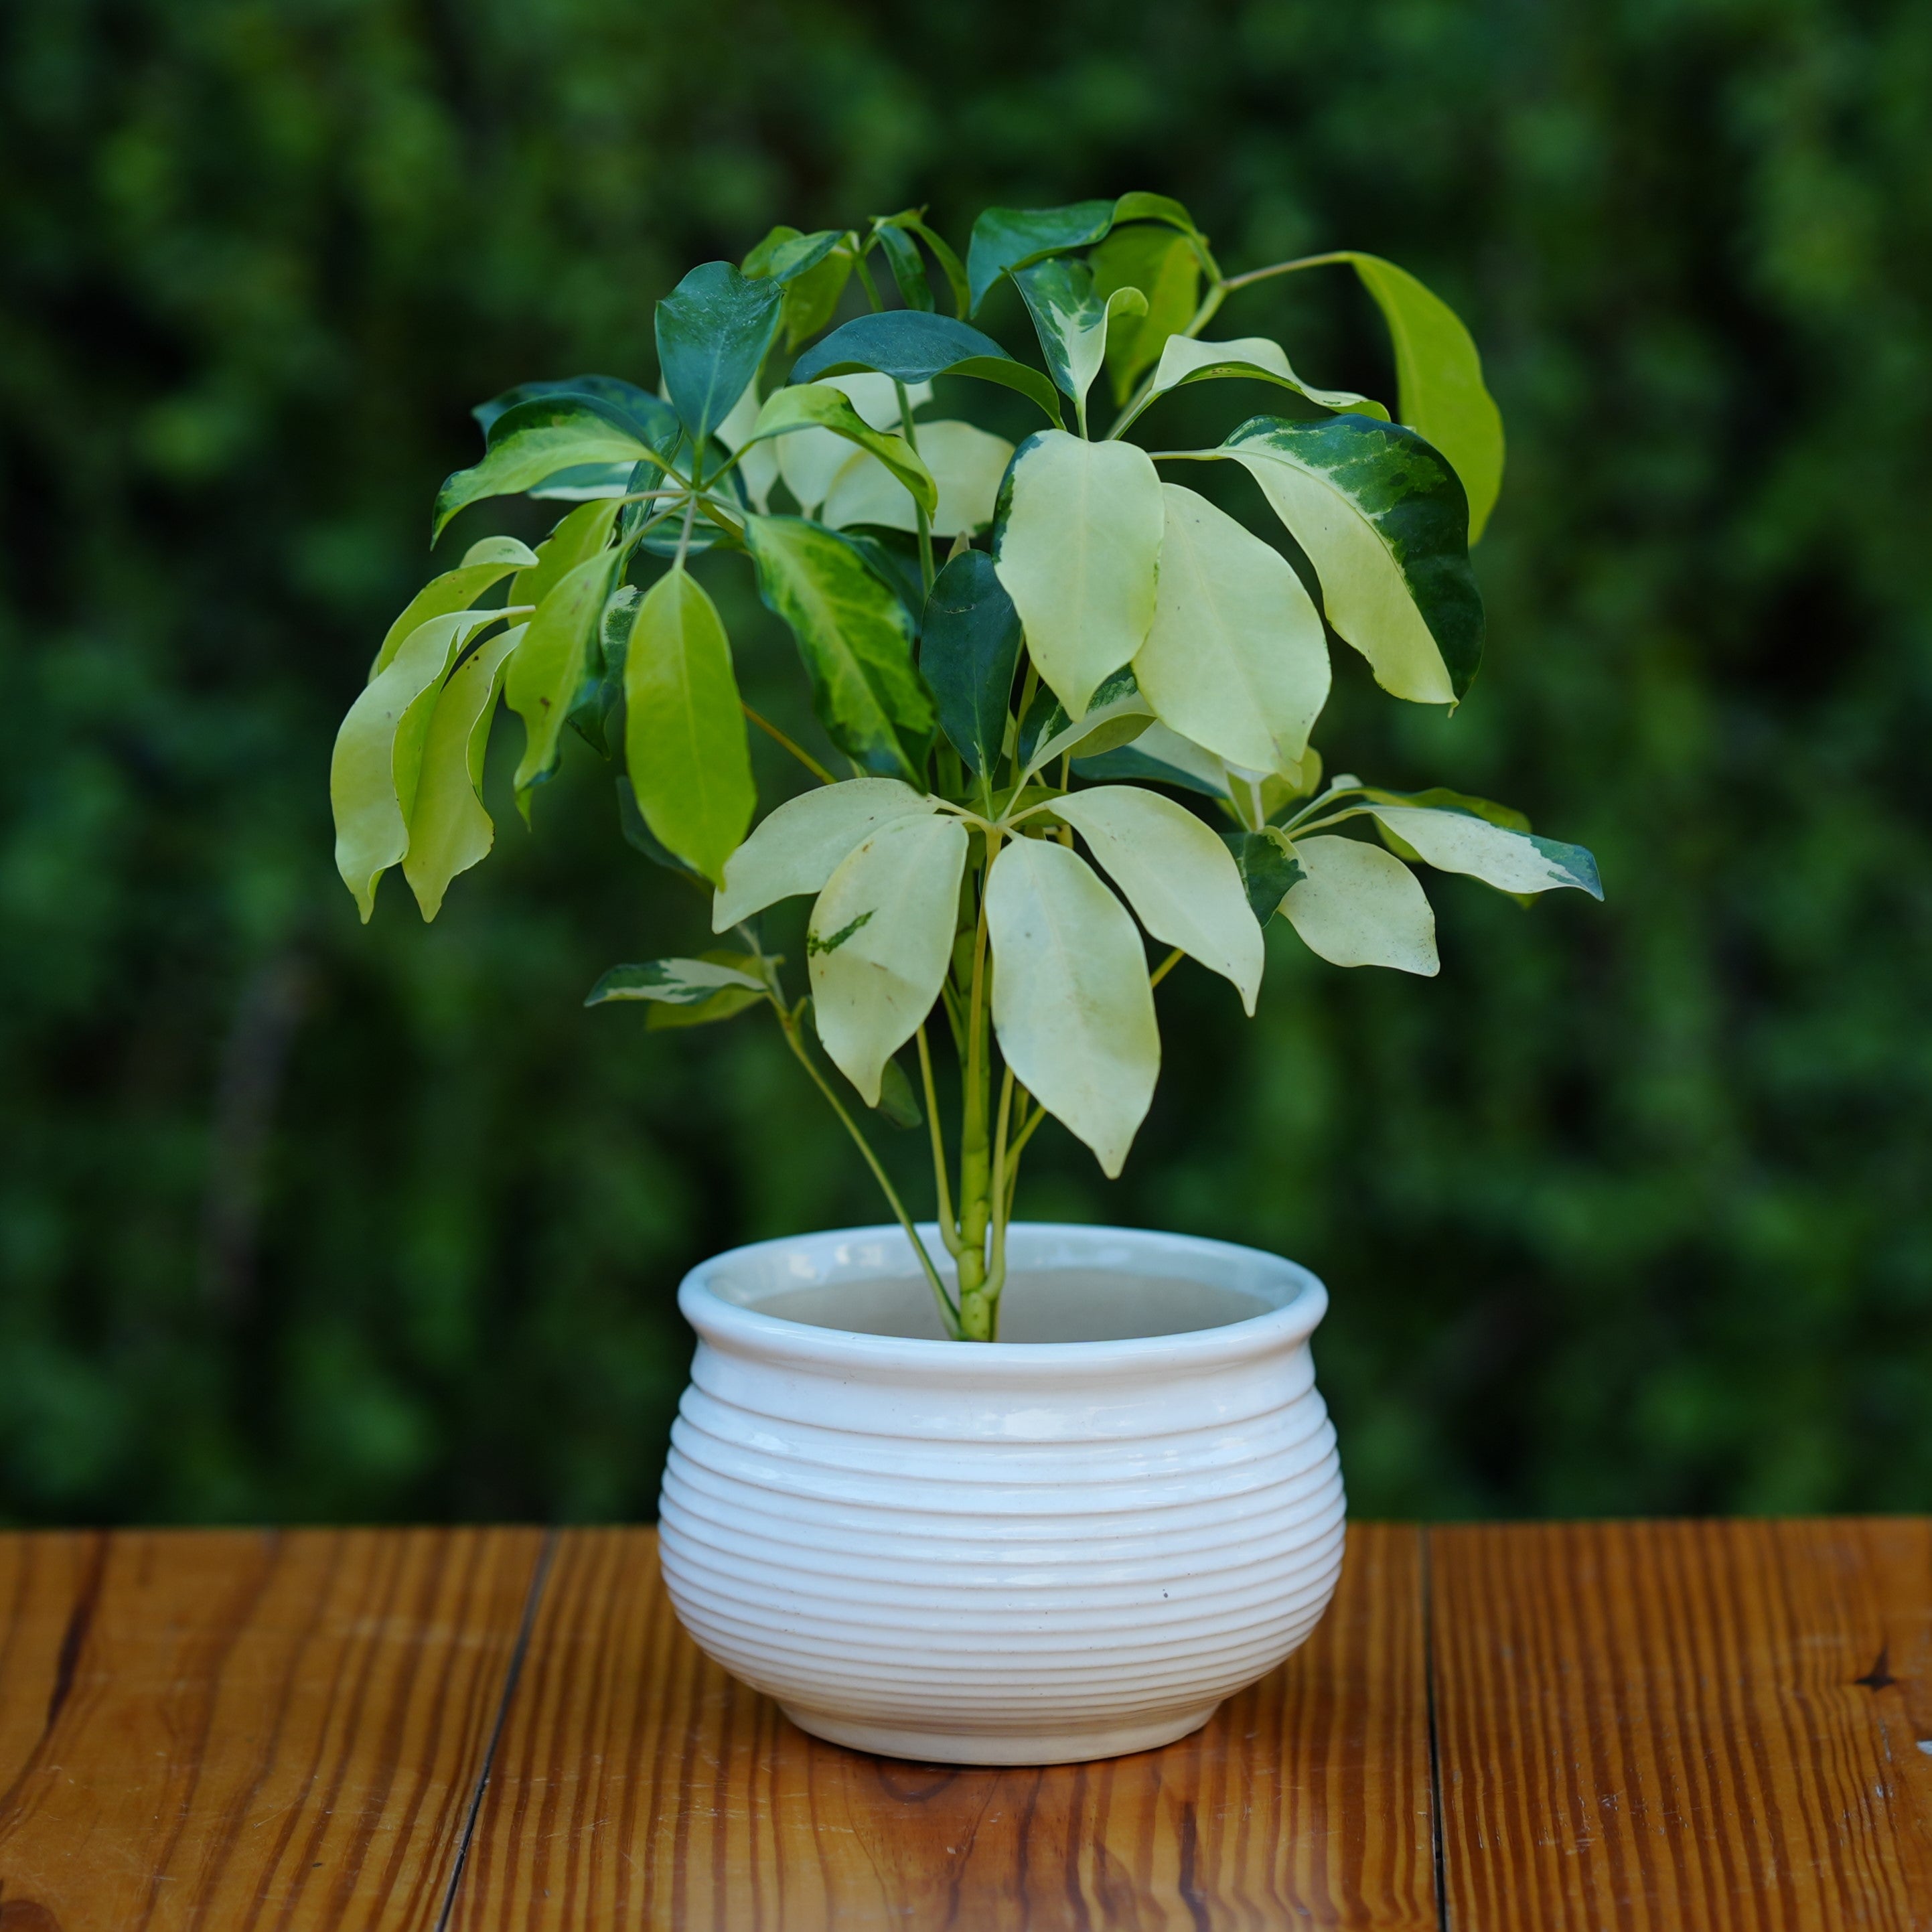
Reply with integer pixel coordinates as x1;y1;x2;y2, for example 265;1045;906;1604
2;1521;1929;1928
0;1528;547;1931
448;1523;1434;1931
1430;1519;1932;1931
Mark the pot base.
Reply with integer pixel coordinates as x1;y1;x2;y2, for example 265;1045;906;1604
779;1700;1221;1767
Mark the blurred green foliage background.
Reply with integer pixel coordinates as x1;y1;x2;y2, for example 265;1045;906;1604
4;0;1929;1527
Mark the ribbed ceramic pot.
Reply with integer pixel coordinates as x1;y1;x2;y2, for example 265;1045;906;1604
657;1221;1344;1766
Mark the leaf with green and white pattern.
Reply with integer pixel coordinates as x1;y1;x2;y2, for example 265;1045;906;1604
986;835;1159;1179
743;226;853;348
1221;828;1305;925
1343;253;1505;542
1020;669;1154;775
744;384;936;520
713;777;936;932
772;373;929;515
808;814;969;1106
654;261;784;458
994;430;1165;717
818;421;1013;539
1053;786;1264;1013
744;516;936;780
1278;835;1438;974
1073;717;1231;798
584;956;767;1007
1011;258;1147;421
331;606;512;919
400;621;525;920
1221;414;1484;705
1090;225;1201;406
965;194;1211;315
1132;336;1388;429
433;397;668;541
624;569;755;889
1343;797;1601;898
1134;484;1329;775
792;312;1064;428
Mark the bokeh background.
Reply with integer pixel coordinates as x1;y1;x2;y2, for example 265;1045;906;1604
5;0;1929;1527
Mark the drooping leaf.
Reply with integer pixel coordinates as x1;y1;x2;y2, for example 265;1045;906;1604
743;515;935;781
1012;259;1146;417
993;429;1165;717
1053;786;1264;1013
1107;192;1212;254
1221;414;1484;705
1278;834;1438;974
506;548;618;796
433;397;665;541
654;261;785;459
370;561;524;678
873;1053;924;1128
1134;483;1329;774
1138;336;1388;422
985;835;1159;1178
623;569;755;888
712;777;935;932
818;421;1013;539
1348;802;1602;897
585;956;765;1007
1221;829;1306;925
792;312;1064;427
331;608;508;919
965;200;1116;313
1343;253;1505;542
745;384;937;520
919;550;1024;777
873;222;934;311
1090;226;1201;406
400;622;525;920
808;814;969;1106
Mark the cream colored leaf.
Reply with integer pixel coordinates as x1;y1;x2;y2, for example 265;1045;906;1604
1145;335;1387;419
994;431;1164;717
775;372;931;512
819;421;1015;537
1367;806;1603;897
401;622;525;920
712;777;935;932
808;814;968;1106
986;836;1160;1178
1053;786;1264;1013
1279;835;1438;974
1134;484;1330;775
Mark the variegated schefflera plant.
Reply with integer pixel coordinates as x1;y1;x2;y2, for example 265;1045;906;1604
330;194;1602;1342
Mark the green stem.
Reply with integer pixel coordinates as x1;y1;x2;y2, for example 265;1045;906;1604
955;829;1000;1340
1150;946;1184;989
893;378;937;592
983;1066;1016;1335
774;998;960;1337
916;1025;962;1257
742;703;836;784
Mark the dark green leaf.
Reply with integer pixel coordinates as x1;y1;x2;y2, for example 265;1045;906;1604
1090;227;1201;404
1222;830;1306;924
744;226;854;348
839;530;925;623
966;200;1115;313
471;376;680;453
1015;680;1065;769
654;261;784;457
873;1053;923;1128
1012;258;1144;408
873;222;934;311
919;550;1023;777
792;312;1064;427
905;218;970;318
743;514;935;779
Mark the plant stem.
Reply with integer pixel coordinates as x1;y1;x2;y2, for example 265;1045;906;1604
916;1025;962;1256
1217;249;1355;291
1150;946;1184;989
955;828;1000;1340
742;703;836;784
773;998;960;1337
984;1065;1016;1335
893;378;938;593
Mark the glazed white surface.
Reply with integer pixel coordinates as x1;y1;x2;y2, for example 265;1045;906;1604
656;1222;1345;1765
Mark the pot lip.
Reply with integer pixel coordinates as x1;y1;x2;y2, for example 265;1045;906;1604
678;1221;1327;1378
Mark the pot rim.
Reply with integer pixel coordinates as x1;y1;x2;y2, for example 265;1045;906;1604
678;1220;1328;1380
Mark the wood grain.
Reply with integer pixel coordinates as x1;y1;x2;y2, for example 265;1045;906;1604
0;1526;546;1932
447;1523;1435;1931
1429;1518;1932;1931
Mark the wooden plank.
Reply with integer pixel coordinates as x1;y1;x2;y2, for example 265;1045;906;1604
1430;1518;1932;1931
0;1526;546;1931
449;1522;1435;1931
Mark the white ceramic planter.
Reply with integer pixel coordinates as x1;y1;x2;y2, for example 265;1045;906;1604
657;1221;1344;1766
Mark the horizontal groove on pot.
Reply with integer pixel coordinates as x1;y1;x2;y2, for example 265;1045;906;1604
660;1223;1345;1759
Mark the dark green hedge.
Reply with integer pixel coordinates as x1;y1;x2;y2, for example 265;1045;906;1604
4;0;1928;1523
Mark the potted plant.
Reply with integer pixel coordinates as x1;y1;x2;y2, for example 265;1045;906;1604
331;194;1601;1765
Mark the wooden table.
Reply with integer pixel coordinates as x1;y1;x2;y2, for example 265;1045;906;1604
1;1521;1927;1928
